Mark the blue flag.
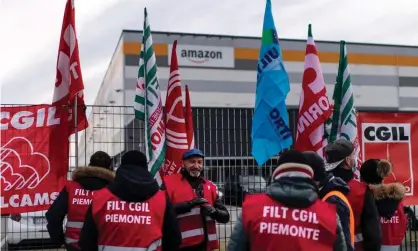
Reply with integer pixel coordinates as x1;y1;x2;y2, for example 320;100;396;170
251;0;293;166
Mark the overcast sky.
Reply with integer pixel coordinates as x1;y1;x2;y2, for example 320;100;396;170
1;0;417;105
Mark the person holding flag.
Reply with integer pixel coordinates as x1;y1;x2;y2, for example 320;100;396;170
251;0;293;166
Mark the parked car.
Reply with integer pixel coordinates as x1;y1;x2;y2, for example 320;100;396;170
223;175;267;207
5;210;62;249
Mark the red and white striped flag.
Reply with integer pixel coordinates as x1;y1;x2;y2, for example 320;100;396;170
52;0;88;135
162;40;188;176
295;24;332;157
184;84;195;149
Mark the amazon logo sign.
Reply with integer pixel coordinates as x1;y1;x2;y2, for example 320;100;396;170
168;44;235;68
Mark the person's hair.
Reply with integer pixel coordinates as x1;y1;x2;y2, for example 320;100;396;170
89;151;112;170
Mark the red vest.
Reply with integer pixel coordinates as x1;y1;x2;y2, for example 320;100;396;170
242;194;337;251
380;203;407;249
163;173;219;250
91;188;166;250
346;179;367;251
65;181;94;247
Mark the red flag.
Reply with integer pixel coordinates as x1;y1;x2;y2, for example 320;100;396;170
1;105;68;214
295;24;332;157
162;40;188;176
52;0;88;135
184;84;195;149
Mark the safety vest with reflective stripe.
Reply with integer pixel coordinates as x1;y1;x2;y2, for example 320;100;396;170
346;179;367;251
66;181;94;247
380;202;407;251
164;173;219;250
322;190;355;246
242;194;337;251
92;188;166;251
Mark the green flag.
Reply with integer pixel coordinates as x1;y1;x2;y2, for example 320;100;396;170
134;8;166;177
328;40;358;143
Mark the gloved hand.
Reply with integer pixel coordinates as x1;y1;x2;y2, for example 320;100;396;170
188;197;208;207
201;204;217;216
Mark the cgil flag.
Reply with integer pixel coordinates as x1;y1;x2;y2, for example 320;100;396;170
52;0;88;135
251;0;293;166
163;40;188;176
327;41;362;173
184;84;195;149
295;24;332;157
134;8;166;178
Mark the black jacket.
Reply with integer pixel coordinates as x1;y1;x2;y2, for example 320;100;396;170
45;166;115;251
78;165;181;251
332;168;382;251
161;169;230;251
319;174;353;251
227;177;347;251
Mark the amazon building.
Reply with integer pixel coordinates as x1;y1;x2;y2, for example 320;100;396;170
78;30;418;178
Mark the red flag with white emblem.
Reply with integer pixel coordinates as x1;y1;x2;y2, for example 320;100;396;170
162;40;189;176
184;84;195;149
295;24;332;157
52;0;88;135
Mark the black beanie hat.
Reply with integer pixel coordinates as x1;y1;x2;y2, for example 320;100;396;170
325;139;354;163
121;150;148;168
89;151;112;170
271;150;313;181
360;158;392;185
303;151;326;182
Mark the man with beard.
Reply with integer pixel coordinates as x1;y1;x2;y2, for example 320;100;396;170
162;149;230;251
325;139;381;251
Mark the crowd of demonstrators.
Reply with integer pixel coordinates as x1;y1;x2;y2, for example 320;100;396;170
47;142;407;251
46;151;115;251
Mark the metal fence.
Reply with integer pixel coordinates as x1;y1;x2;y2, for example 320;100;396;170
1;105;417;250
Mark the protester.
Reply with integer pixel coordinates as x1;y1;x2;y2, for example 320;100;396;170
45;151;115;251
304;150;354;251
78;150;181;251
162;148;229;251
360;158;407;251
227;150;346;251
325;139;381;251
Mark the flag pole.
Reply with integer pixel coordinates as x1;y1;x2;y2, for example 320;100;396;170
74;98;79;168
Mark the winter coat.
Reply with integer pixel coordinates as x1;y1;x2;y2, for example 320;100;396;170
226;177;347;251
45;166;115;251
319;174;353;251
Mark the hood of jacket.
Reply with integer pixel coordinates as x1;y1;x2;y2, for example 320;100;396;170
72;165;115;191
319;174;350;198
266;177;319;208
369;182;405;219
107;164;160;203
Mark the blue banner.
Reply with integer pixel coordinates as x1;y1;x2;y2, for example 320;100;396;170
251;0;293;166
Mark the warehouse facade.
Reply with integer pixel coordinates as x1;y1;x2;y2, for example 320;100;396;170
78;30;418;168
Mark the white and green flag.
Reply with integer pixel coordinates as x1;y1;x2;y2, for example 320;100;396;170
327;41;362;172
134;8;166;179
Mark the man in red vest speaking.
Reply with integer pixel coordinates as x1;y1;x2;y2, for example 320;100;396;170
46;151;115;251
162;149;230;251
78;150;181;251
227;150;347;251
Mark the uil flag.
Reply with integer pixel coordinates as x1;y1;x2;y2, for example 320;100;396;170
184;84;195;149
133;8;166;180
52;0;87;135
251;0;293;166
327;41;362;174
163;40;188;176
295;24;332;157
